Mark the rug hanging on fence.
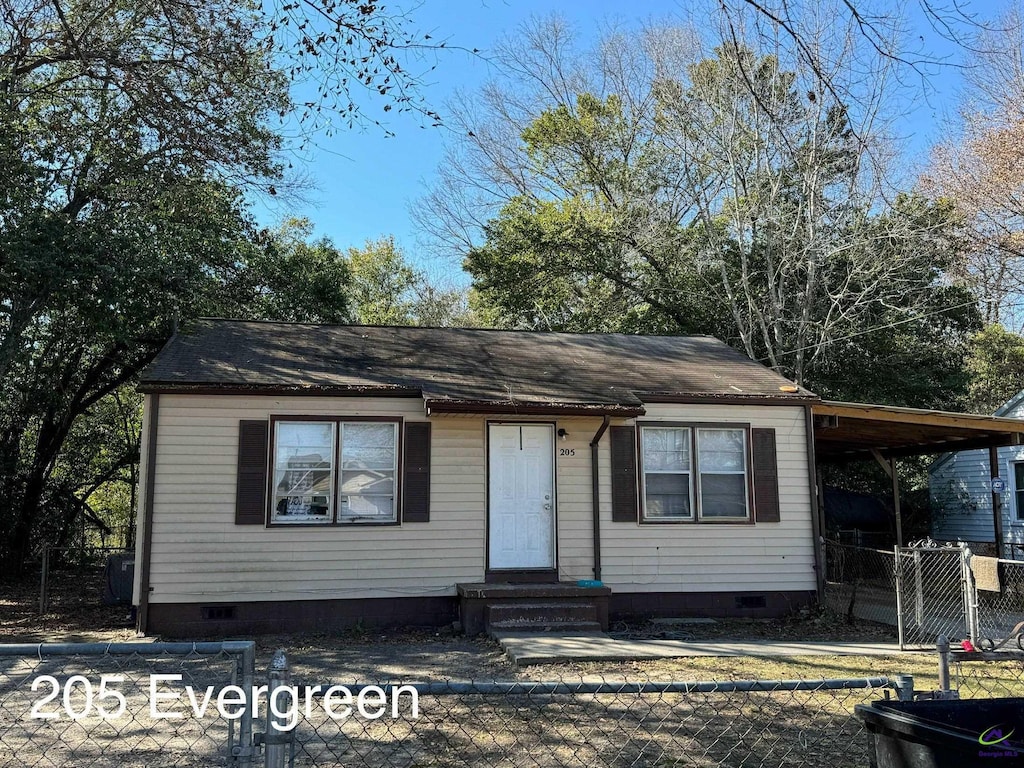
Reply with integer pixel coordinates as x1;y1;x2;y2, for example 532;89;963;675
973;555;1002;592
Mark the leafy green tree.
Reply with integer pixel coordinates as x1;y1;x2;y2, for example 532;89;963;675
964;324;1024;414
0;0;451;574
347;237;421;325
348;236;476;327
451;25;980;407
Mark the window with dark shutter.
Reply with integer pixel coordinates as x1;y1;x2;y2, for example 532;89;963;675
751;427;780;523
402;422;431;522
236;420;269;525
610;425;639;522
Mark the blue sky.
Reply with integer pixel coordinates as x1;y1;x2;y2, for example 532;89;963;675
261;0;970;279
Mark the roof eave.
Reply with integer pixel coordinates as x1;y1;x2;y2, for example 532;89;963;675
136;382;423;397
424;399;645;417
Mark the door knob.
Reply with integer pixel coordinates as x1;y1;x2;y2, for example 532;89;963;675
543;503;552;510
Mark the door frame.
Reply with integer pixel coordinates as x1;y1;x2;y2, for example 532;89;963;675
484;420;559;582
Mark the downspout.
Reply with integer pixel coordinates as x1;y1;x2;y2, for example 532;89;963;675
804;405;825;599
590;416;611;581
137;393;160;635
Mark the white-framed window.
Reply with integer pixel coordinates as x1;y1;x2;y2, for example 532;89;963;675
1014;461;1024;522
272;419;399;525
696;428;749;519
640;427;693;519
640;424;750;522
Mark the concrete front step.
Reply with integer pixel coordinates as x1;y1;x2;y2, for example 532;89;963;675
488;621;603;637
486;601;599;626
458;582;611;636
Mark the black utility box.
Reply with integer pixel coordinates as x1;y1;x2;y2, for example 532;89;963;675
856;697;1024;767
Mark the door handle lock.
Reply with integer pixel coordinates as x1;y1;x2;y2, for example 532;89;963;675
543;503;552;510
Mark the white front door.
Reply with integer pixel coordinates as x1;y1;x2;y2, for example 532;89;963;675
488;424;555;570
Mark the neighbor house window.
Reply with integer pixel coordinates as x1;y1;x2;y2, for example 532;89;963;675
272;419;398;525
1014;462;1024;522
640;425;750;522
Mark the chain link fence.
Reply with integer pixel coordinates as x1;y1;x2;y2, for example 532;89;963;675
975;558;1024;642
38;545;135;615
0;641;255;768
0;642;905;768
264;660;900;768
896;545;969;649
823;541;898;627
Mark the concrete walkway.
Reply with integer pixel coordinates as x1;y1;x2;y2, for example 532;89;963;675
492;632;905;666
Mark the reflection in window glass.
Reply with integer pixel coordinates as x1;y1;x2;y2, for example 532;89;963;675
339;422;398;522
273;422;335;523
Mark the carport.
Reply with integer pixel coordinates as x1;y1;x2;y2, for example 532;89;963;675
811;401;1024;558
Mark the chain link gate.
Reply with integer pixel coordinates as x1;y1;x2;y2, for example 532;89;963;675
895;545;972;650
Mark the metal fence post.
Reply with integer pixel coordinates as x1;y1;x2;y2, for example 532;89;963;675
39;544;50;614
962;545;980;645
936;635;952;695
894;546;906;650
265;649;292;768
234;642;256;767
895;674;915;702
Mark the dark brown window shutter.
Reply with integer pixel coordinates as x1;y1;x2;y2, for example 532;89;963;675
235;420;269;525
610;426;639;522
751;427;780;523
402;422;431;522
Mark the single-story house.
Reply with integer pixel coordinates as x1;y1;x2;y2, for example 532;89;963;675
930;390;1024;559
132;319;1024;636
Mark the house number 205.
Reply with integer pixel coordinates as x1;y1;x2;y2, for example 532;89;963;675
559;448;575;456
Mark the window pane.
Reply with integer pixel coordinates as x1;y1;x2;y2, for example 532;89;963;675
644;473;692;518
341;469;395;495
642;428;690;472
698;429;745;472
700;474;748;518
340;495;395;520
275;422;334;469
273;421;334;523
342;423;396;469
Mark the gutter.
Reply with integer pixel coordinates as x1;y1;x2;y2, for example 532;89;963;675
804;404;825;599
137;393;160;635
425;400;644;418
590;416;611;581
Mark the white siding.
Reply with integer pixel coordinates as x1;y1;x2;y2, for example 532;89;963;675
138;396;816;605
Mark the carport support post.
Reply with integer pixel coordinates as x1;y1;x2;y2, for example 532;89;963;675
990;446;1005;559
871;450;902;547
890;458;903;548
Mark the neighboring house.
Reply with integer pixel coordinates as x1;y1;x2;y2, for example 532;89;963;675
132;319;823;636
930;390;1024;556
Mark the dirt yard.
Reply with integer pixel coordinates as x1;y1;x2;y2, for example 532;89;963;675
5;576;1020;768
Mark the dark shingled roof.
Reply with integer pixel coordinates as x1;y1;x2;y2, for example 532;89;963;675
139;319;816;413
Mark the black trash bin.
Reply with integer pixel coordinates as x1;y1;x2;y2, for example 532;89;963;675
856;697;1024;768
102;553;135;605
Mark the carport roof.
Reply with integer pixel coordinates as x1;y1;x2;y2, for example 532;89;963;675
813;401;1024;460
